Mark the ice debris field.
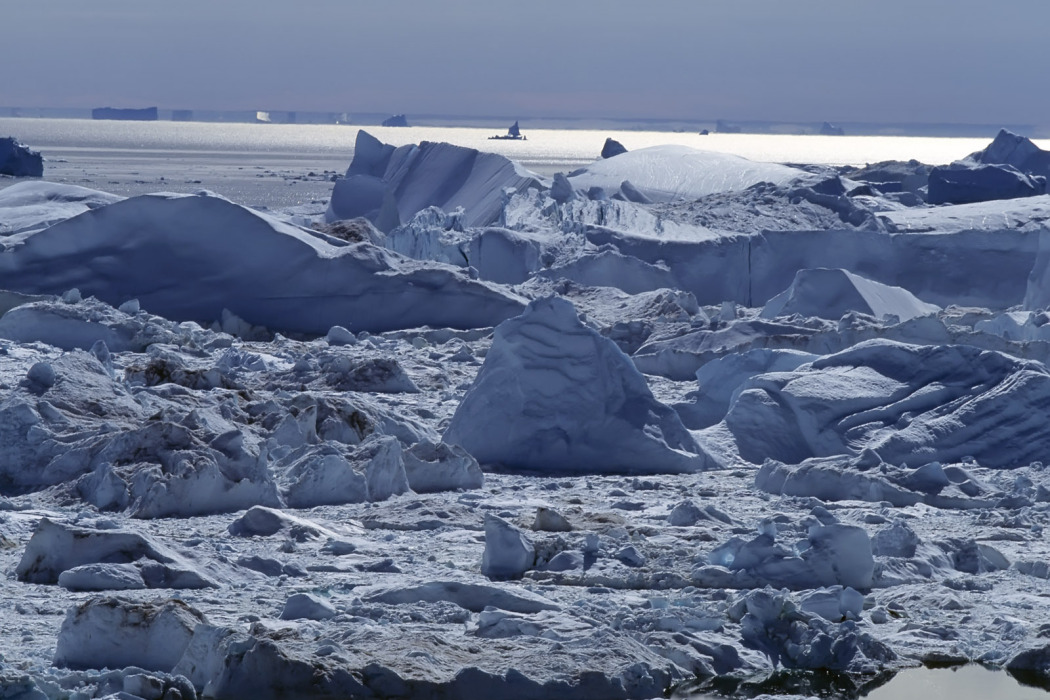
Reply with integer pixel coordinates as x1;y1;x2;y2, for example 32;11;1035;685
2;129;1050;699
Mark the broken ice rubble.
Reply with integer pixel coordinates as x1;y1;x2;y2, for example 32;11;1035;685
2;130;1050;699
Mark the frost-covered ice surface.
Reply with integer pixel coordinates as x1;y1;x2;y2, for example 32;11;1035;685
2;132;1050;700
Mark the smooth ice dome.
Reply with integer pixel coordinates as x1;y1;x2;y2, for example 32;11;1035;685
566;144;806;202
0;190;526;334
761;268;940;322
444;297;711;473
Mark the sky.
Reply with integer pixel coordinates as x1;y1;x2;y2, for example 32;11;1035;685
4;0;1049;127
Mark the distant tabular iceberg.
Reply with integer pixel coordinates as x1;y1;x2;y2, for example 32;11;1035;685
91;107;159;121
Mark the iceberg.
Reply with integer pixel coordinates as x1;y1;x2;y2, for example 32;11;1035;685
566;144;806;202
444;297;711;473
760;268;940;322
0;190;526;334
327;130;546;231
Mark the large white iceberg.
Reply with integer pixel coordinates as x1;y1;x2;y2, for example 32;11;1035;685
444;297;711;473
327;130;546;231
566;144;806;202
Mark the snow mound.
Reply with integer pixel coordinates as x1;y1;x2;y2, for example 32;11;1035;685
0;181;122;236
719;339;1050;468
0;191;526;334
0;136;43;177
566;145;806;202
327;130;546;231
53;597;207;672
761;268;940;322
444;297;711;473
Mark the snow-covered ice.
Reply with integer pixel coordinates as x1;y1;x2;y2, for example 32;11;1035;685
2;130;1050;700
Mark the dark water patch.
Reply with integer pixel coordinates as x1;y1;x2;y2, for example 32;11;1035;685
674;664;1050;699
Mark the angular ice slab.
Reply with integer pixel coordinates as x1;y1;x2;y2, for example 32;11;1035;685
761;268;940;322
327;130;546;231
444;297;711;473
0;191;526;334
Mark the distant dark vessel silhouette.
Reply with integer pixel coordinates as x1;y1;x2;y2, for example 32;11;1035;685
92;107;158;121
489;121;526;140
382;114;409;127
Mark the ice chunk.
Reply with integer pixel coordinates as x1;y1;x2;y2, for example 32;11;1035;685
928;162;1046;205
445;297;710;473
482;514;535;580
53;597;207;672
720;340;1050;468
0;137;43;177
16;518;214;588
57;563;146;592
401;440;483;494
601;138;628;159
360;579;558;613
761;268;939;322
964;128;1050;180
280;593;337;621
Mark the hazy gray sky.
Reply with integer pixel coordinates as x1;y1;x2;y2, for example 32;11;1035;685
5;0;1049;126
